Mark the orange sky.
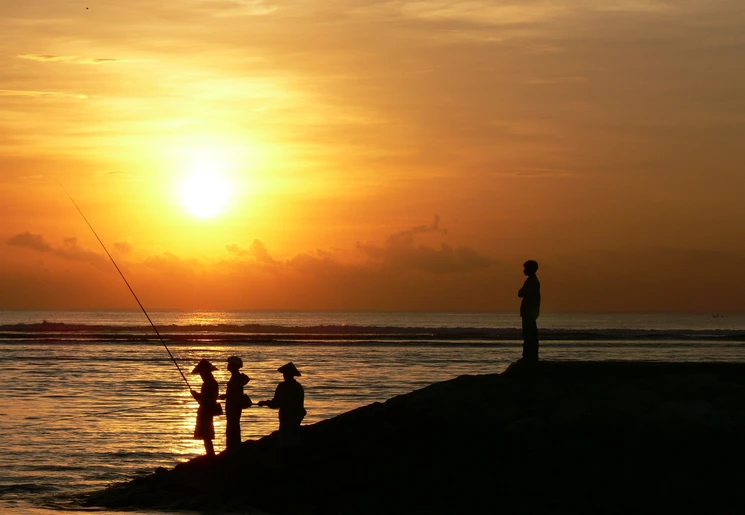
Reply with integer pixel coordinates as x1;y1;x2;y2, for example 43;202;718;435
1;0;744;311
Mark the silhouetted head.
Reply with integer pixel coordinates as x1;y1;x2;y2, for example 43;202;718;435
278;362;301;380
227;355;243;372
523;260;539;276
191;358;217;378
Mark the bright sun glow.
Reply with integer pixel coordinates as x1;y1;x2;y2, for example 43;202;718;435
179;159;231;218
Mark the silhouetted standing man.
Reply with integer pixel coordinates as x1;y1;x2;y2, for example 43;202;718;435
518;260;541;362
219;355;251;451
258;362;306;447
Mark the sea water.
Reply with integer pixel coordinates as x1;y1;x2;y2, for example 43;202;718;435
2;310;745;515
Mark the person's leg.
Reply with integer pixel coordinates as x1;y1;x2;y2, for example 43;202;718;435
204;439;215;457
278;418;288;448
290;423;301;446
521;316;531;359
526;318;538;360
522;317;538;361
226;415;241;450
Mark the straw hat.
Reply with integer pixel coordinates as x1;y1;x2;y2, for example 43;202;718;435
227;356;243;369
191;358;218;374
278;362;301;377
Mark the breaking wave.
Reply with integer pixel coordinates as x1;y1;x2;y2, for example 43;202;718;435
2;322;745;344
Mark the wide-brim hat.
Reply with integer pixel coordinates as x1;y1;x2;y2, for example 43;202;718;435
227;356;243;369
191;358;218;374
278;362;301;377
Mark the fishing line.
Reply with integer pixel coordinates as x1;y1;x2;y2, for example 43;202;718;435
60;184;192;391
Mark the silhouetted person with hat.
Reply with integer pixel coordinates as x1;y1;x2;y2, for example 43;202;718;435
518;260;541;362
219;355;251;451
190;358;221;457
258;362;306;447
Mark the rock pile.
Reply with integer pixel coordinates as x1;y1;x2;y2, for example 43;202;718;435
87;361;745;514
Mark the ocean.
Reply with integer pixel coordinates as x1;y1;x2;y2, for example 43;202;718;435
2;310;745;515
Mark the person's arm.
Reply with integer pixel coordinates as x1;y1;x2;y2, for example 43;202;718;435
518;278;528;298
223;377;242;402
204;382;219;404
258;384;282;409
523;277;539;298
193;382;218;405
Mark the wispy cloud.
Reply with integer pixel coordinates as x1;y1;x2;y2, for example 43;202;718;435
17;54;75;62
513;167;574;177
203;0;278;17
114;241;133;254
226;217;492;276
77;57;124;64
18;54;126;65
527;76;587;85
8;232;53;252
7;233;109;270
226;239;278;264
0;89;87;99
356;216;493;274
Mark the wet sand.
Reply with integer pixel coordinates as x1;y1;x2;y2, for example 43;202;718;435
87;361;745;514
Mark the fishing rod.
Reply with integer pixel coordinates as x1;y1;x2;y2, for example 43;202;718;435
60;184;192;391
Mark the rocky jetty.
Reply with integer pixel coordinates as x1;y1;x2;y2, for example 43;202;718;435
87;361;745;514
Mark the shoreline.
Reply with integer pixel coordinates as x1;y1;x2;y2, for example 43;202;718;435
86;360;745;514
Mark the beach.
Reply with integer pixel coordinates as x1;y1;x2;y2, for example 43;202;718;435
2;310;745;514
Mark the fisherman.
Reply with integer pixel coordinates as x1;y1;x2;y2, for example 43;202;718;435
219;355;251;451
190;358;221;457
258;362;306;447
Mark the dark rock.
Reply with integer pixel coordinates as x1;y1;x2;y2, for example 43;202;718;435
86;361;745;514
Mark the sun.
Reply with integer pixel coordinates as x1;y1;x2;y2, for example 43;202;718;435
179;169;231;218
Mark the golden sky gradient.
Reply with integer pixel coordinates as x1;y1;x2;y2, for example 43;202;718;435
1;0;744;311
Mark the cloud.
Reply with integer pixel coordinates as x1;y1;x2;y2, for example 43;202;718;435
227;218;493;278
385;215;447;247
202;0;278;17
142;252;202;275
226;218;492;276
56;237;110;270
7;233;109;270
513;167;574;177
249;239;278;264
10;226;745;311
356;238;494;274
77;57;124;64
356;217;493;274
114;241;133;254
227;239;278;264
226;243;247;255
17;54;75;62
18;54;125;65
526;76;587;85
0;89;88;99
7;232;52;252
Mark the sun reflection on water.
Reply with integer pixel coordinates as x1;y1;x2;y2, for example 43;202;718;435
1;339;511;512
